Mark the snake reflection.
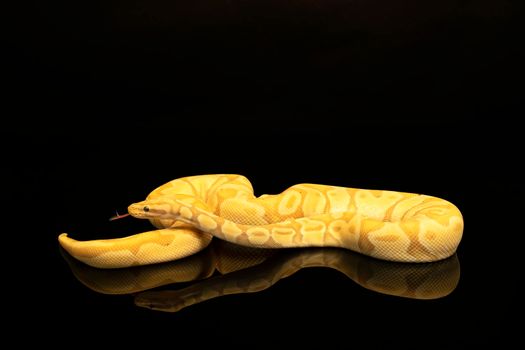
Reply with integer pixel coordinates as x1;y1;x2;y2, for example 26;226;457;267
60;241;459;312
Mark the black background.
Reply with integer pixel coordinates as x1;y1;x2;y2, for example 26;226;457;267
6;0;523;348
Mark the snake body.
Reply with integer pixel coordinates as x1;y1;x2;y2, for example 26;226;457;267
59;174;463;268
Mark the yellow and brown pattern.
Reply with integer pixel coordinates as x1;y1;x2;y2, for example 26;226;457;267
59;174;463;268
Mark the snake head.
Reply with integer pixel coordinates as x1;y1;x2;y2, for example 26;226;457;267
128;199;177;219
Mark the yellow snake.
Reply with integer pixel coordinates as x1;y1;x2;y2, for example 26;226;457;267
58;174;464;268
60;240;460;312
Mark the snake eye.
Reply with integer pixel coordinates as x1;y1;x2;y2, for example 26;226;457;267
143;206;150;212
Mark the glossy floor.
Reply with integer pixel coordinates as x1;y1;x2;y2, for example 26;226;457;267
27;177;519;348
61;241;461;310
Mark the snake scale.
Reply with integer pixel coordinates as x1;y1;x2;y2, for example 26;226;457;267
58;174;464;269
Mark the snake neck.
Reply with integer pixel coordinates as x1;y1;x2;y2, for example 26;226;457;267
145;174;256;228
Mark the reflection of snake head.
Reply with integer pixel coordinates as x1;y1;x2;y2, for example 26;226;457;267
135;291;189;313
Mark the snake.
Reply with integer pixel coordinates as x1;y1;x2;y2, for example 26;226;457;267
60;240;460;312
58;174;464;269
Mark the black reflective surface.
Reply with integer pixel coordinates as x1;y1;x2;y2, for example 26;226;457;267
60;241;461;310
8;0;522;347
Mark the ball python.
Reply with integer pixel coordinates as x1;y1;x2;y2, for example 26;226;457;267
60;240;461;312
58;174;464;268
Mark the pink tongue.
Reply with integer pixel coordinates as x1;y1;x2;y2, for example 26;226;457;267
109;213;131;221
